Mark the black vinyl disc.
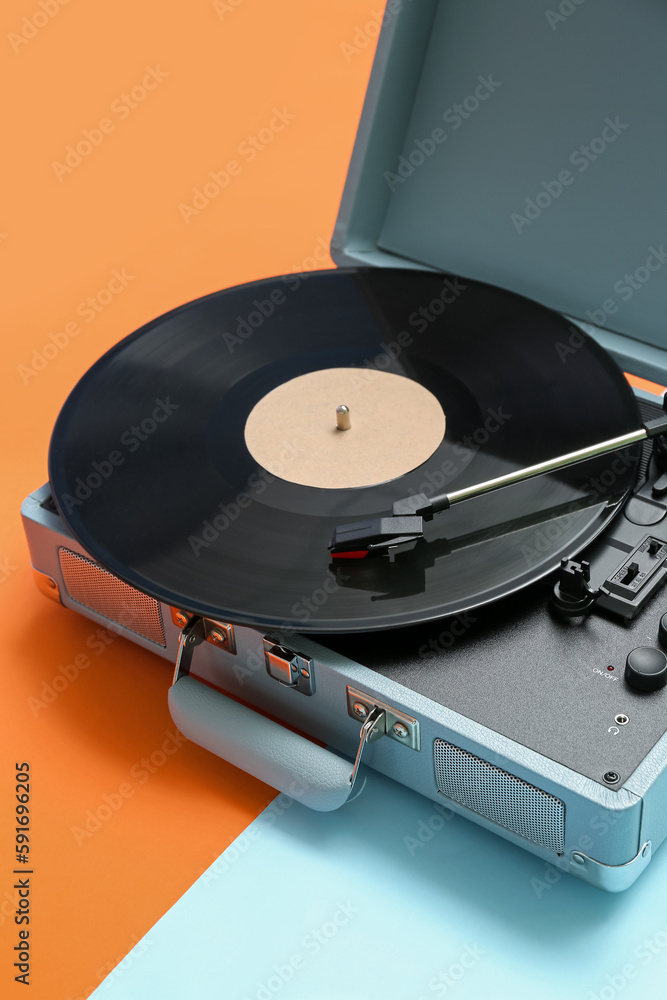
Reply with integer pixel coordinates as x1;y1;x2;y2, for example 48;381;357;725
48;268;642;633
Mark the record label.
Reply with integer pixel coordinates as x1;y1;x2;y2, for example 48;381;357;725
244;367;446;489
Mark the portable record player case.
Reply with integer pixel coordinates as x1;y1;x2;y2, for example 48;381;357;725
21;0;667;891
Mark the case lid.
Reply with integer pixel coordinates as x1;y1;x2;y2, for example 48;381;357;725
333;0;667;382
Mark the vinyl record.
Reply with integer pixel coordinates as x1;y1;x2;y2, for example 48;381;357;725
48;268;642;632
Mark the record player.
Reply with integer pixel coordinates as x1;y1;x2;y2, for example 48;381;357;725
21;1;667;890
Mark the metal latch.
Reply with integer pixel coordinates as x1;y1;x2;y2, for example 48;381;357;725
348;691;420;792
171;608;236;654
263;638;315;696
172;615;237;684
346;686;420;750
350;706;385;790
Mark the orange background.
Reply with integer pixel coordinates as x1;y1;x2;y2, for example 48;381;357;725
0;3;378;997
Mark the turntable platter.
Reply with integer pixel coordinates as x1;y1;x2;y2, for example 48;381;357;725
48;268;642;632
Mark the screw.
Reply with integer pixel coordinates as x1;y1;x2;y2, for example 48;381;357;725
352;702;368;720
392;722;409;739
209;630;224;644
174;612;188;627
603;771;620;784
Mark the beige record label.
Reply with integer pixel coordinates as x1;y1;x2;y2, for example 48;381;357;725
244;367;446;489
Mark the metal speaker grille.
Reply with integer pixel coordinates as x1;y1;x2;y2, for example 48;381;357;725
58;549;166;646
433;739;565;855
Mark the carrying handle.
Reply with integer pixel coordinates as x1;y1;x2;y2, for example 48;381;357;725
168;618;373;812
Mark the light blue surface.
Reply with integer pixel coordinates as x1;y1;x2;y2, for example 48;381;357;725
91;770;667;1000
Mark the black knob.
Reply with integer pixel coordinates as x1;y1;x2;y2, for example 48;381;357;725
659;613;667;648
625;647;667;692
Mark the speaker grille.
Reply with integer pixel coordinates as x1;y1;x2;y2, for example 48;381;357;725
58;549;166;646
434;739;565;854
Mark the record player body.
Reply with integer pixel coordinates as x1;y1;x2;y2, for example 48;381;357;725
20;267;667;893
20;447;667;892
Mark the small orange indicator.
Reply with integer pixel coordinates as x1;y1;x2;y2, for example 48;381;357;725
624;372;666;397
